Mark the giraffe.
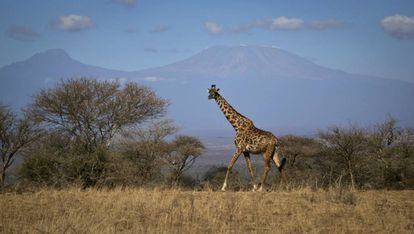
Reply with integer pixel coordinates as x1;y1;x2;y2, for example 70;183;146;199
208;85;286;191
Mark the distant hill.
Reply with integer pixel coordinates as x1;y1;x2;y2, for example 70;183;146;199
0;49;129;107
1;46;413;134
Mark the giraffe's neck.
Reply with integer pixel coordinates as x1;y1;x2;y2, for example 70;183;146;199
215;94;252;132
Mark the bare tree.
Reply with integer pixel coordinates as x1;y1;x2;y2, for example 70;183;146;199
319;125;367;188
164;135;204;184
370;117;397;146
28;78;167;152
0;105;40;190
367;117;414;187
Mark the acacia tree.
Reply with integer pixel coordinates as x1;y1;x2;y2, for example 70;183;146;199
28;78;168;152
165;135;204;184
0;105;40;190
117;120;177;184
20;78;168;187
114;121;204;186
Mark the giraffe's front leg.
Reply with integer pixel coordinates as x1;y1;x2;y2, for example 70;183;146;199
221;148;243;191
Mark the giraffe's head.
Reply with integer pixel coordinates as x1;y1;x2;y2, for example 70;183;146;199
208;84;220;100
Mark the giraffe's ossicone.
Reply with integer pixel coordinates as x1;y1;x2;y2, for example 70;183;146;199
208;84;286;191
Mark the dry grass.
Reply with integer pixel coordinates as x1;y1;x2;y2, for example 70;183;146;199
1;188;414;233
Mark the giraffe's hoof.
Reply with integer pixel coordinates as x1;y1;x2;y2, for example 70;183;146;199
221;183;227;192
252;185;258;192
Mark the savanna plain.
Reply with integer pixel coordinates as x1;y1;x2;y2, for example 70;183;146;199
1;187;413;234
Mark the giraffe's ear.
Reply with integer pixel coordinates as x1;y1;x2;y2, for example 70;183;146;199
217;88;220;92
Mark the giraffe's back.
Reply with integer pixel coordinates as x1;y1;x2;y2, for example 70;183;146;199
235;126;278;154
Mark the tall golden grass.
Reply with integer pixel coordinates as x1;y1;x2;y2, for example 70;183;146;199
1;187;413;233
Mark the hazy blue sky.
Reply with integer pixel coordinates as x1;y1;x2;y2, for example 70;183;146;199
1;0;413;81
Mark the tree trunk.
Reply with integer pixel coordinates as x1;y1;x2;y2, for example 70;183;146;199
1;168;5;192
348;160;355;189
349;170;355;189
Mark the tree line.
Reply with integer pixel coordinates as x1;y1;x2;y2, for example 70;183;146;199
1;78;413;191
278;119;414;190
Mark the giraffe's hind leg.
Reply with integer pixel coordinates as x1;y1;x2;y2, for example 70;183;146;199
258;147;273;192
243;152;257;191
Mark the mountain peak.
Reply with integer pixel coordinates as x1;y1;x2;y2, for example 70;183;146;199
30;48;71;60
141;44;334;79
205;44;280;49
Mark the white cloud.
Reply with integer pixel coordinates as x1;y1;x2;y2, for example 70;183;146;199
381;14;414;39
6;25;39;41
271;17;304;29
205;21;223;34
206;17;345;34
52;14;94;32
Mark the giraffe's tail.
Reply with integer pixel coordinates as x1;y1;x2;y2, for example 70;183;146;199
272;147;287;172
279;158;287;172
